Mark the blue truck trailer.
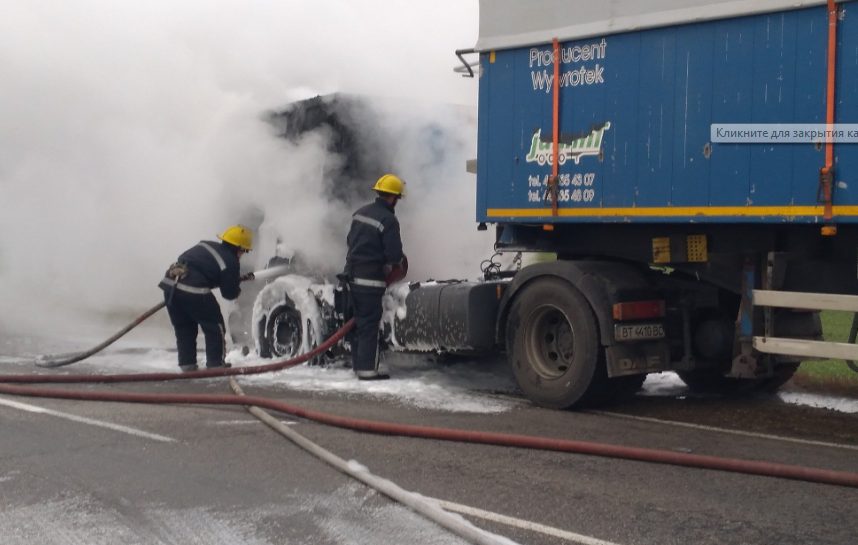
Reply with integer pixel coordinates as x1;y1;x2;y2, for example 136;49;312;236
255;1;858;409
440;0;858;407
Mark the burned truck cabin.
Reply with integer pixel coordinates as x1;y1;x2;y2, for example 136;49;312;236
268;94;395;206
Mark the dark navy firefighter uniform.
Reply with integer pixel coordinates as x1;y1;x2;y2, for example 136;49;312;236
344;197;404;378
159;240;242;370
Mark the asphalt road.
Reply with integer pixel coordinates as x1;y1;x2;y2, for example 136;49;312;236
1;356;857;544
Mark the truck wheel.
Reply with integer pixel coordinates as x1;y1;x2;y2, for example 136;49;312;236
505;278;603;409
611;374;646;398
675;369;752;394
261;303;303;359
676;363;799;395
760;310;820;391
678;309;818;394
756;362;800;393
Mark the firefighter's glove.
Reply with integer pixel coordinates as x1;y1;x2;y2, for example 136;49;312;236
384;256;408;286
167;262;188;280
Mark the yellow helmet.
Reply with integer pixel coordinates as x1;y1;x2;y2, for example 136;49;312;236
372;174;406;197
217;224;253;251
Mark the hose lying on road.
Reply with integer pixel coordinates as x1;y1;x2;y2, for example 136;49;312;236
228;378;512;545
4;318;354;384
35;302;166;368
34;264;293;368
2;381;856;488
1;323;857;489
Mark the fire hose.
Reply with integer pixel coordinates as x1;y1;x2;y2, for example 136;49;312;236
1;321;857;489
34;264;292;368
228;379;507;545
34;301;167;368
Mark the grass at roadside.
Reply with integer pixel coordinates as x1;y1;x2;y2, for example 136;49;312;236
791;311;858;397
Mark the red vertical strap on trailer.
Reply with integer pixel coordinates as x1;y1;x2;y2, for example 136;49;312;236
550;37;561;217
820;0;838;222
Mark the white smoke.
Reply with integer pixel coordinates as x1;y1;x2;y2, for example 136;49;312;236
0;0;488;336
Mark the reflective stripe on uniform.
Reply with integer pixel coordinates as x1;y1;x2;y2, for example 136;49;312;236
353;214;384;232
352;277;387;288
161;277;212;294
199;241;227;271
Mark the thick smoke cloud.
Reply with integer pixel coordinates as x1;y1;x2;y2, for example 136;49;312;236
0;0;488;336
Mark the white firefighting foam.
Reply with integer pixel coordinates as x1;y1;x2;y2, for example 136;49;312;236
382;282;419;350
250;275;328;357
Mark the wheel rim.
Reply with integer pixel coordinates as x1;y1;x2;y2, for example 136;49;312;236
522;304;575;379
271;308;302;357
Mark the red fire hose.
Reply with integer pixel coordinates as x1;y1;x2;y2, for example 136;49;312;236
6;319;354;384
2;318;857;489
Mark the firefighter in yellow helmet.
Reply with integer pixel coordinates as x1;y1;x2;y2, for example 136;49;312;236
342;174;408;380
158;225;253;372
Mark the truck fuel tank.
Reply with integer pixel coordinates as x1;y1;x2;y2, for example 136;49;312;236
388;280;504;354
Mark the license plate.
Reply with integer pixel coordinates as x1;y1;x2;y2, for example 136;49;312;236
614;323;665;342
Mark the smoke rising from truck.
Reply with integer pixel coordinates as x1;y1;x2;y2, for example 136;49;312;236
0;1;484;337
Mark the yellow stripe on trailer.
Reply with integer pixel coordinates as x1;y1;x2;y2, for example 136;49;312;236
486;206;858;218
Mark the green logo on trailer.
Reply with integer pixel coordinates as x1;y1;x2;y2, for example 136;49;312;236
525;122;611;166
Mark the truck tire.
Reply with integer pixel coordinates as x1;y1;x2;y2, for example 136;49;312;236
677;361;801;395
260;303;303;359
756;362;800;393
505;278;604;409
611;374;647;398
675;369;753;394
678;310;818;394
